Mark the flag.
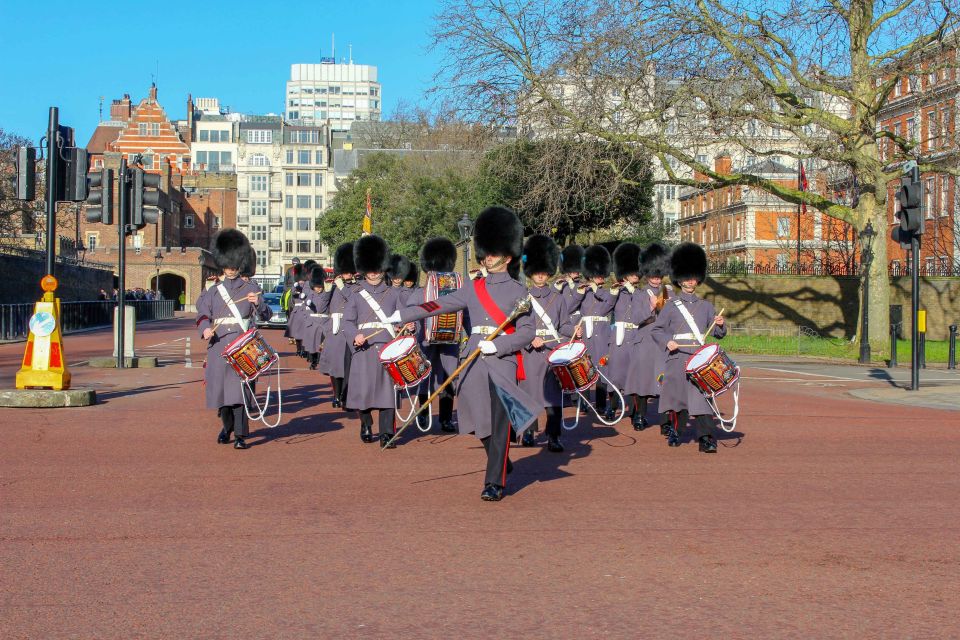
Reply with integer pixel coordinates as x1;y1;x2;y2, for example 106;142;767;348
798;161;808;215
488;368;538;435
362;188;373;236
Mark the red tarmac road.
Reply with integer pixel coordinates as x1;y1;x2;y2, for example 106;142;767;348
1;317;958;638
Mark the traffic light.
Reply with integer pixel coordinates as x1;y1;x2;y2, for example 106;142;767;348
892;167;924;248
131;168;161;229
14;146;36;201
85;168;113;225
65;148;89;202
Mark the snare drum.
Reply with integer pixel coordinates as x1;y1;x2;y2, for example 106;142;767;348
379;336;432;389
685;344;739;397
221;328;279;382
548;341;599;393
424;272;463;344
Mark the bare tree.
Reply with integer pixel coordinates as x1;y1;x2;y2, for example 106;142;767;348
432;0;960;348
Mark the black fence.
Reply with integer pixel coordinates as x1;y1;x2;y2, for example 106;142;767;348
708;261;960;277
0;300;175;341
0;244;113;271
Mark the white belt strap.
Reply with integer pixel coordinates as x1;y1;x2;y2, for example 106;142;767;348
673;332;695;340
331;312;343;334
581;315;606;339
674;299;704;345
359;322;392;331
310;313;329;318
216;284;249;332
529;297;560;342
359;290;396;338
471;325;497;336
613;321;640;346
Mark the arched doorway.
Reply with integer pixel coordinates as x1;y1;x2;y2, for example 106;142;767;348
152;273;187;309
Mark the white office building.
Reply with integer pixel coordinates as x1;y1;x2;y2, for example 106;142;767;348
285;61;381;131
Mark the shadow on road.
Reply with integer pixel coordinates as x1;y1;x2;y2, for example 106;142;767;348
867;367;901;389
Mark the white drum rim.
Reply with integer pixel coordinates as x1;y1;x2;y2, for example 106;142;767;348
380;336;415;361
686;343;719;370
548;341;586;364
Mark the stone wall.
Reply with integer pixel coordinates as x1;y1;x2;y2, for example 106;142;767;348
703;275;960;340
0;254;114;304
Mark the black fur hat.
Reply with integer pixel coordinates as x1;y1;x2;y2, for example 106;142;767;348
354;235;390;274
310;265;327;288
420;237;458;273
559;245;585;275
405;262;420;284
582;245;611;279
239;246;257;278
211;229;250;270
333;242;355;276
613;242;641;280
522;234;560;278
670;242;708;284
507;258;522;282
387;254;411;282
473;206;523;261
640;242;671;278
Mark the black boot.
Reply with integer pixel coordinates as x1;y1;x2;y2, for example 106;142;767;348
481;484;504;501
360;423;374;443
547;434;564;452
698;435;717;453
633;415;649;431
660;423;670;436
666;426;681;447
217;427;230;444
233;437;248;450
440;420;457;433
309;353;318;370
380;433;396;449
521;428;536;447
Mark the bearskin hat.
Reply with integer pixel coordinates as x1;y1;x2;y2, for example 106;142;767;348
640;242;671;278
387;254;411;282
420;237;458;273
239;246;257;278
670;242;708;284
211;229;251;270
507;257;522;282
333;242;355;276
302;260;317;279
405;262;420;284
310;265;327;288
582;245;612;279
613;242;641;280
522;234;560;278
473;206;523;261
354;234;390;274
559;245;585;275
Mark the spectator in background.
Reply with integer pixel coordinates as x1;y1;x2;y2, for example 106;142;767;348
178;291;186;310
98;288;108;300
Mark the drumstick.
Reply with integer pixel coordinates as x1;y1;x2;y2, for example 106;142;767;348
703;307;725;339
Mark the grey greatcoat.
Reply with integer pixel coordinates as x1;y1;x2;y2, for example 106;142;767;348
301;288;329;353
285;282;307;339
578;286;616;377
555;278;585;318
195;276;272;409
317;282;355;378
607;285;653;392
400;272;538;439
342;280;407;411
650;291;727;415
521;284;575;408
625;284;668;397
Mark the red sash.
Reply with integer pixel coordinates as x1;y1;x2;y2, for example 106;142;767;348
473;277;525;381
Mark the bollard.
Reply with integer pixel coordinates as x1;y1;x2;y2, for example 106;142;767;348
889;323;898;368
950;324;957;370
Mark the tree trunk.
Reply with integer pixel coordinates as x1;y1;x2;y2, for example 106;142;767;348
859;194;890;355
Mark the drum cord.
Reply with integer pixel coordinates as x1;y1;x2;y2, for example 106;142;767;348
576;369;627;426
395;385;432;432
241;364;283;428
704;376;739;433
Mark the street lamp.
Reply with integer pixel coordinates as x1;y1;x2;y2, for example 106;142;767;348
154;248;164;298
859;221;876;364
76;241;87;265
457;213;474;278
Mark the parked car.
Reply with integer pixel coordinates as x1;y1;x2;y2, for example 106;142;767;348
256;292;287;329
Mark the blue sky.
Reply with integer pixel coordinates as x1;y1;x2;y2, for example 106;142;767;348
1;0;444;145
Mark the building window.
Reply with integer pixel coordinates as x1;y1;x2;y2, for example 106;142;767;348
196;150;207;166
314;195;323;209
314;240;322;253
246;130;272;144
297;150;311;165
289;130;319;143
140;154;154;169
87;234;97;251
251;225;267;241
285;195;293;208
257;252;268;268
775;253;788;269
250;154;269;167
297;240;310;253
184;214;195;229
315;172;324;186
315;150;323;164
925;257;935;273
285;240;293;253
199;130;209;142
777;217;791;238
297;217;311;231
296;196;311;209
285;150;294;163
907;117;917;142
297;172;311;186
251;200;267;216
285;217;293;231
213;216;220;228
250;175;267;192
941;177;950;217
285;172;294;186
220;151;232;166
925;177;935;218
138;122;160;136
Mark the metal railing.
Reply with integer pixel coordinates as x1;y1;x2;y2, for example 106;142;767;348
0;244;113;271
708;260;960;277
0;300;175;341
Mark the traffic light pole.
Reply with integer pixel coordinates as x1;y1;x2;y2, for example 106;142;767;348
45;107;59;277
117;158;128;369
911;236;920;391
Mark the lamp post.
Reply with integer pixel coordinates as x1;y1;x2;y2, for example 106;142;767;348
457;213;474;279
76;241;86;265
154;248;164;299
859;221;876;364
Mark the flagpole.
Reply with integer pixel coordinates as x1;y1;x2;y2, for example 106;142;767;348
797;159;802;269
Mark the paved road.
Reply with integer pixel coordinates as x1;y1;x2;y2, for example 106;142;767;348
2;319;958;638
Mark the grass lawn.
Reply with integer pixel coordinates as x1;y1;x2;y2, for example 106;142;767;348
714;333;950;364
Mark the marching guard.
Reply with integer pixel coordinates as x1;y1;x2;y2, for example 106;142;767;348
651;242;726;453
624;242;671;432
578;245;617;420
555;244;586;319
342;235;407;447
606;242;644;425
519;234;579;451
392;206;539;501
317;243;357;409
301;266;328;370
195;230;271;449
